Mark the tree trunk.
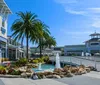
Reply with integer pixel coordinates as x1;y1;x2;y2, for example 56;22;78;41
39;39;42;57
26;34;29;59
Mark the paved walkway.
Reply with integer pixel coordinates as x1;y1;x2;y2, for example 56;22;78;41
0;72;100;85
0;79;5;85
55;71;100;85
0;78;67;85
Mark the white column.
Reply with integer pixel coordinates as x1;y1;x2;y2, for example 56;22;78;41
4;15;8;29
3;14;8;39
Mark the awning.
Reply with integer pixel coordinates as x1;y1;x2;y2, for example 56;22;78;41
0;36;7;42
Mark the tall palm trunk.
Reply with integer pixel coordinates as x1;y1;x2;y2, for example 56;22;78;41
26;34;29;59
39;39;42;57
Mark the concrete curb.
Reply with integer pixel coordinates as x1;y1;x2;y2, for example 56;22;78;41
0;75;22;78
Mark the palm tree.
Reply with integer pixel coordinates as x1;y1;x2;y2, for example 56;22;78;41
38;36;56;57
44;36;56;48
31;21;50;57
11;11;39;59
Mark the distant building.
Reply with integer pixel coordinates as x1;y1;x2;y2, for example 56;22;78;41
51;47;64;55
85;32;100;54
30;47;53;57
30;46;64;57
64;45;86;56
30;47;40;57
64;32;100;56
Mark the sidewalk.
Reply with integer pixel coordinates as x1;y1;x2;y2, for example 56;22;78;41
0;72;100;85
0;78;67;85
55;71;100;85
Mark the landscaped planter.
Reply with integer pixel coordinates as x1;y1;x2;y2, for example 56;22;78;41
31;65;93;80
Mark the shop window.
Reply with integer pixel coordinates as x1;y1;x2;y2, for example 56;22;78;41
1;27;6;34
2;18;5;27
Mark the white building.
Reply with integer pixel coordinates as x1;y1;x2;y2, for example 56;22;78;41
64;32;100;56
64;45;86;56
85;32;100;54
7;36;26;60
0;0;11;62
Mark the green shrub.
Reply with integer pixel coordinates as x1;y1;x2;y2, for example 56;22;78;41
10;62;18;68
10;70;21;75
8;68;15;74
7;67;21;75
37;58;44;63
41;56;49;63
33;60;38;64
32;56;49;64
15;58;28;66
0;66;6;74
19;58;28;65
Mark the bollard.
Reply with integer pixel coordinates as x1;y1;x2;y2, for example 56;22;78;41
94;56;97;69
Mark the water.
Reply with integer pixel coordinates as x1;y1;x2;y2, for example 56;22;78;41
55;53;61;68
32;64;55;72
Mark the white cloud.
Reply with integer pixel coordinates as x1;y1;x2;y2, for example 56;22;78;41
59;28;92;41
92;19;100;28
88;8;100;14
65;9;86;15
65;31;92;35
54;0;100;28
60;28;92;35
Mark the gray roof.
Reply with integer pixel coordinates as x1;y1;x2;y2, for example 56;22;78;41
0;0;12;14
85;38;100;43
90;32;100;36
65;44;85;47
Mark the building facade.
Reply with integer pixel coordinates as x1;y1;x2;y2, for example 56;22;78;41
85;32;100;54
0;0;11;62
51;47;64;55
64;32;100;56
64;45;86;56
7;36;25;60
30;46;64;57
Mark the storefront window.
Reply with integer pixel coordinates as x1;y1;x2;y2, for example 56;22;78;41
1;27;6;34
1;48;6;58
2;18;5;27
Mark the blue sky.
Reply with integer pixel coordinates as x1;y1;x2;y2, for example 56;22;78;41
5;0;100;46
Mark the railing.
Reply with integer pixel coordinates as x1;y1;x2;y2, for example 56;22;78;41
50;56;100;71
